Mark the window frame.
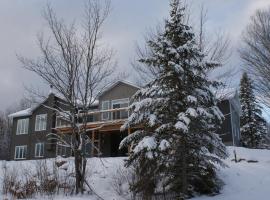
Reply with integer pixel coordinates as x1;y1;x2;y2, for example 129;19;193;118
112;98;129;119
14;145;27;160
35;114;47;131
56;142;71;157
101;100;110;121
35;142;45;158
16;118;29;135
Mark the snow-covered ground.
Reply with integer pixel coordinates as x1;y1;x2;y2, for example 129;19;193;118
2;147;270;200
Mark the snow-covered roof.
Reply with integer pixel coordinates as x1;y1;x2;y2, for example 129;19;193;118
8;108;33;118
8;94;53;119
99;80;141;97
215;88;238;101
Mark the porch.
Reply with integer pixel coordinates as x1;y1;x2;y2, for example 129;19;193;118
55;107;131;157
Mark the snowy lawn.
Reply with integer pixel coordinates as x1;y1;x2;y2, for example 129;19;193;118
1;147;270;199
193;147;270;200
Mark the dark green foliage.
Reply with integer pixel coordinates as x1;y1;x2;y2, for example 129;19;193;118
240;72;268;148
120;0;228;199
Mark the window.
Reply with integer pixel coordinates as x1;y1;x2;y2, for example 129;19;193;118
56;116;68;128
15;145;27;159
55;111;70;128
56;143;70;157
101;101;110;120
35;143;44;157
16;118;29;135
35;114;47;131
112;98;129;120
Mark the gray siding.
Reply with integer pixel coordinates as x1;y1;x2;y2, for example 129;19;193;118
217;98;241;146
99;82;139;102
11;94;59;160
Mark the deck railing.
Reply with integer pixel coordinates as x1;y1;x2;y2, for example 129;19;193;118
55;107;130;128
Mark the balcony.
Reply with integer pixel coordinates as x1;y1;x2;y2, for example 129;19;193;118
55;107;130;132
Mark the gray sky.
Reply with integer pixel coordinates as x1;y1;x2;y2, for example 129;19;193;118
0;0;270;111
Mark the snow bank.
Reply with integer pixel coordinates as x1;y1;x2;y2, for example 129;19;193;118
192;147;270;200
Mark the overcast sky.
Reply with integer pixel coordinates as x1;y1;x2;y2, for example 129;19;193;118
0;0;270;111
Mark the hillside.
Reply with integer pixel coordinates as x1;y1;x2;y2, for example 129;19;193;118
2;147;270;200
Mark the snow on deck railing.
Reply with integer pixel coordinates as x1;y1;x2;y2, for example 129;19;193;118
55;107;130;128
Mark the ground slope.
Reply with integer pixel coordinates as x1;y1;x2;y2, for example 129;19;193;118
193;147;270;200
2;147;270;199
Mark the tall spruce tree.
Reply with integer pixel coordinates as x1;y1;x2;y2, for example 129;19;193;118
120;0;228;199
239;72;268;148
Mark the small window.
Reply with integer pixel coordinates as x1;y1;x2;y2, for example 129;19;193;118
35;114;47;131
56;116;68;128
15;145;27;159
35;143;44;157
16;118;29;135
101;101;110;120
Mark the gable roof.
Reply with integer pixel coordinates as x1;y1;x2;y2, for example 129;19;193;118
216;88;241;115
8;108;33;118
99;80;141;97
215;88;238;101
8;94;54;119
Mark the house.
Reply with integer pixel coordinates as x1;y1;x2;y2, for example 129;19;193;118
8;81;241;160
216;88;241;146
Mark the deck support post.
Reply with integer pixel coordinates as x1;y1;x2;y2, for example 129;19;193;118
91;130;95;156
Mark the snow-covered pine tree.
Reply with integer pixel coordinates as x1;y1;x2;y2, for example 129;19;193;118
120;0;228;199
239;72;269;148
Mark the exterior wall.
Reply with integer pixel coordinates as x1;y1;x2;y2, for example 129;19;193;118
100;82;139;102
97;82;139;121
10;115;32;160
10;94;59;160
217;100;233;144
217;98;241;146
230;102;241;146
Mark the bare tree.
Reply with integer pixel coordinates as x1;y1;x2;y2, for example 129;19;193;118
197;5;231;66
18;0;115;194
240;7;270;107
133;3;231;86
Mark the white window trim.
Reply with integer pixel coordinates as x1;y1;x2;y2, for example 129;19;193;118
35;114;47;131
101;101;110;121
56;142;70;157
112;98;129;119
16;118;29;135
55;111;70;128
111;98;129;106
35;143;44;158
14;145;27;160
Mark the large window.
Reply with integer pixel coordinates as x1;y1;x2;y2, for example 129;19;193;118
35;143;44;158
101;101;110;120
16;118;29;135
112;98;129;120
35;114;47;131
15;145;27;159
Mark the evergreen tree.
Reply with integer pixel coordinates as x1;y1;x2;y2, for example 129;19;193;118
120;0;228;199
239;72;268;148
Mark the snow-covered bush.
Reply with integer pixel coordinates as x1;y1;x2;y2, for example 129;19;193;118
2;157;76;199
111;165;133;198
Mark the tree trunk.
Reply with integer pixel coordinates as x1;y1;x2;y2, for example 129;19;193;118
74;150;83;194
181;140;187;196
